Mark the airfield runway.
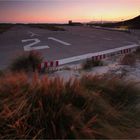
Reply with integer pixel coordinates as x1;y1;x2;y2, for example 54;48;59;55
0;25;139;69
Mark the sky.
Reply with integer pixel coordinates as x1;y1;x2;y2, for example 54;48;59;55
0;0;140;23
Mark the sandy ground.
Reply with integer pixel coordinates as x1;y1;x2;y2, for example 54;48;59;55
45;55;140;84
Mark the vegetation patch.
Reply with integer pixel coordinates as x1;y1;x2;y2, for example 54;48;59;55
10;51;43;72
82;58;103;70
135;47;140;58
0;70;4;77
0;73;139;139
121;53;136;66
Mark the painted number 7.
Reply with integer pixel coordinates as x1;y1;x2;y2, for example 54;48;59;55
22;38;49;51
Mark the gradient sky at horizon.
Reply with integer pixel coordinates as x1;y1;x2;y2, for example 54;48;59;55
0;0;140;23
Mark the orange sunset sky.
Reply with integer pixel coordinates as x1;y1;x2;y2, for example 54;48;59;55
0;0;140;23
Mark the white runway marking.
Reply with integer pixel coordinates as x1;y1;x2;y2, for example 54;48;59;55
48;37;71;45
29;45;50;51
124;41;135;44
28;31;39;37
22;38;49;51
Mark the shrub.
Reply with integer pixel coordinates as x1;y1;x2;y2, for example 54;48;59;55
0;70;3;77
82;59;103;70
82;59;93;70
135;47;140;58
10;51;43;72
121;53;136;66
92;60;103;66
136;47;140;52
0;73;139;139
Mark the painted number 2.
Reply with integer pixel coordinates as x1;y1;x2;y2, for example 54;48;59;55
22;38;49;51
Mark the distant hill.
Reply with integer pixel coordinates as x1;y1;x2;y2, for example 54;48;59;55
118;15;140;29
89;15;140;29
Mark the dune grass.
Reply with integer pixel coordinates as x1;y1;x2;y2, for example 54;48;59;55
10;51;43;72
135;47;140;59
121;53;136;66
0;73;139;139
82;59;103;70
0;70;4;77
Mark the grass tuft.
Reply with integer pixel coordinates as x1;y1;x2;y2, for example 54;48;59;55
135;47;140;58
10;51;43;72
121;53;136;66
82;59;103;70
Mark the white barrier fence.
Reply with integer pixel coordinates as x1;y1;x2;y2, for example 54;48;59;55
38;44;139;72
58;44;139;65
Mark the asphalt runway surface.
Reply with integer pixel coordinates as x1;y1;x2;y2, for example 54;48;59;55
0;25;139;69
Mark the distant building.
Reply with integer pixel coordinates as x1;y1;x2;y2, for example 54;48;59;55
68;20;83;26
68;20;73;25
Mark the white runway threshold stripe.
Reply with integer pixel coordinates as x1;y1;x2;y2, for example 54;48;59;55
48;37;71;45
57;44;139;65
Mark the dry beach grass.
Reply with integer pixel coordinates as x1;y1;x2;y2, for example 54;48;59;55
0;72;139;139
